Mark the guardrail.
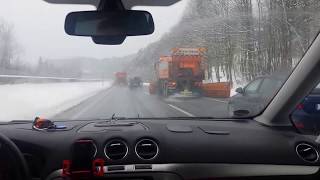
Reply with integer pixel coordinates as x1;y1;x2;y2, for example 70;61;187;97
0;74;106;84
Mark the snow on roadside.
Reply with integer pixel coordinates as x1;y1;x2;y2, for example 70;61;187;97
0;81;111;121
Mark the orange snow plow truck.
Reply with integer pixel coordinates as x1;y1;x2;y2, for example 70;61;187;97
114;72;128;86
149;48;231;98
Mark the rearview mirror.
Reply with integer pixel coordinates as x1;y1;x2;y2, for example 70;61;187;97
235;87;244;94
65;10;154;36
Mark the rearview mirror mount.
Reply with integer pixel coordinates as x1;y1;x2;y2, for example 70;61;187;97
65;10;154;36
92;36;126;45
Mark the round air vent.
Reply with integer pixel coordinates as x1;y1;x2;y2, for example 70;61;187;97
135;139;159;160
104;139;128;160
73;139;97;159
296;143;319;163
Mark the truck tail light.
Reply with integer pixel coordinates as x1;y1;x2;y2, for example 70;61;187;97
168;82;176;87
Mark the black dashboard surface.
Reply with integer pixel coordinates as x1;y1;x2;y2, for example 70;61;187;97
0;118;319;179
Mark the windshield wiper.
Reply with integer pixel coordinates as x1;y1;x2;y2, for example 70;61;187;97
0;120;34;125
109;116;218;120
143;116;218;120
72;116;219;122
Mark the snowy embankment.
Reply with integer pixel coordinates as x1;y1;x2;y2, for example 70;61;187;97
0;81;111;121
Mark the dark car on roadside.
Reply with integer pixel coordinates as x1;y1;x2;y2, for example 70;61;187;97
129;76;143;89
291;84;320;134
228;76;320;134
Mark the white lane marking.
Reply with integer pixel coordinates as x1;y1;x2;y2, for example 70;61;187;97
167;104;195;117
71;88;112;120
204;97;229;103
143;91;150;96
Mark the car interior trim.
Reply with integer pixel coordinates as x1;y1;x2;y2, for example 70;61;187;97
45;163;319;180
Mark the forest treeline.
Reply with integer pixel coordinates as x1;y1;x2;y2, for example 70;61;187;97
129;0;320;84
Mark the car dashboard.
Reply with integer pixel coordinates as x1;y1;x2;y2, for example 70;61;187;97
0;118;319;180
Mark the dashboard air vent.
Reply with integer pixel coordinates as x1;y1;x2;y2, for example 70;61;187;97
72;139;97;170
73;139;97;159
135;139;159;160
296;143;319;163
104;139;128;160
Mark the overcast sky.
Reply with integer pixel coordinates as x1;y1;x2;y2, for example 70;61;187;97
0;0;188;64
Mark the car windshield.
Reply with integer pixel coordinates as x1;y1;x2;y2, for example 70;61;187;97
0;0;319;121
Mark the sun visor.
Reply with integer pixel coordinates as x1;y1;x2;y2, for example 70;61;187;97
43;0;99;6
43;0;181;8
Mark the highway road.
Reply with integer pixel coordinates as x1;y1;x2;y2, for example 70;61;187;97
54;85;230;120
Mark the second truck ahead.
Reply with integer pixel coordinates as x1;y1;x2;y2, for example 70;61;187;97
151;48;231;98
114;72;128;86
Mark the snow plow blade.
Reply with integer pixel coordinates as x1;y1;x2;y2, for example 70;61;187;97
201;82;231;98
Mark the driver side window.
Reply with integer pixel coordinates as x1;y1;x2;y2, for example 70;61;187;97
245;79;262;94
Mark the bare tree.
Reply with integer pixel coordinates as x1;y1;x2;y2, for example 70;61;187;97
0;19;23;74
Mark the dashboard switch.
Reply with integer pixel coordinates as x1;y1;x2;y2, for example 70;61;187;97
62;160;71;177
108;165;125;171
92;159;105;177
135;164;152;170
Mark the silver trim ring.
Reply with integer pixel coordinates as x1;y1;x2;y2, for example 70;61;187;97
135;138;159;160
296;143;319;163
92;141;98;158
104;139;128;160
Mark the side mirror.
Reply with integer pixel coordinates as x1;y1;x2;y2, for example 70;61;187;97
235;87;244;94
233;109;250;117
65;10;154;36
